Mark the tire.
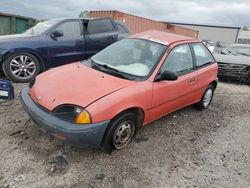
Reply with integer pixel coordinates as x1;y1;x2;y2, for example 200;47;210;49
2;53;40;83
196;85;215;110
102;112;138;153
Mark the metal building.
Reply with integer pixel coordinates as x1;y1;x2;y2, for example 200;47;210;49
164;22;241;44
0;12;36;35
238;30;250;44
90;10;199;38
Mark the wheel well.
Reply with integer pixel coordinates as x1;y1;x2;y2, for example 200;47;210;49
210;80;217;89
100;107;145;147
2;51;46;72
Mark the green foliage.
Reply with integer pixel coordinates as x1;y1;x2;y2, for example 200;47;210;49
242;26;249;31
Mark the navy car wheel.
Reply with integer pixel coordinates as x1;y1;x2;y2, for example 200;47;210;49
3;53;40;83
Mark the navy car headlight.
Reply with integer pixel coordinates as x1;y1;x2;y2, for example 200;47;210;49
53;105;91;124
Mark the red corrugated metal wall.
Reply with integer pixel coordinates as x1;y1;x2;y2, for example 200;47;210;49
90;10;199;38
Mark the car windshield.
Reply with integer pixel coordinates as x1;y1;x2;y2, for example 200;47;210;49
223;46;250;57
89;38;166;79
24;19;60;35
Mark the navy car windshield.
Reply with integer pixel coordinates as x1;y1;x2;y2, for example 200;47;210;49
87;38;166;79
24;19;60;35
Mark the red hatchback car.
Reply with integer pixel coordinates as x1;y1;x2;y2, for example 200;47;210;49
21;31;218;152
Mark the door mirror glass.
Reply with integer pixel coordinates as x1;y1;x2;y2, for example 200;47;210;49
51;30;64;38
156;70;178;81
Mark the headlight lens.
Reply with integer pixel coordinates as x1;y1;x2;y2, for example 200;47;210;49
53;105;91;125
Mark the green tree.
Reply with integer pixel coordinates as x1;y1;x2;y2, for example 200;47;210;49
242;26;249;31
79;11;90;18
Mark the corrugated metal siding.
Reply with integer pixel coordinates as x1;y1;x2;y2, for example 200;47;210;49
0;12;36;35
16;18;29;33
171;23;239;43
90;10;198;38
0;16;11;35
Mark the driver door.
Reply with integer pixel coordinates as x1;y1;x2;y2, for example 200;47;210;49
151;44;198;121
47;20;85;67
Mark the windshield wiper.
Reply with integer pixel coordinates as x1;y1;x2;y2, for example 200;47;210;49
89;58;134;80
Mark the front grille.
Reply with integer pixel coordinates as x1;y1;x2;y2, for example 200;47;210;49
218;62;250;83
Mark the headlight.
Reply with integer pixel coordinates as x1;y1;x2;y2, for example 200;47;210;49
53;105;91;125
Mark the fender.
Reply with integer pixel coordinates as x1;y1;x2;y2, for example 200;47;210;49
1;48;48;71
86;81;153;125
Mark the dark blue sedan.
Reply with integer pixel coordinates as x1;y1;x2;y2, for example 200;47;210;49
0;18;130;82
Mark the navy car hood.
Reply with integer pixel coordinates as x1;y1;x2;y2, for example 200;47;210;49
0;34;36;42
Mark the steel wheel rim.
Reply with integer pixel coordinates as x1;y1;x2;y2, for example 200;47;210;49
10;55;36;79
113;121;135;150
203;89;213;107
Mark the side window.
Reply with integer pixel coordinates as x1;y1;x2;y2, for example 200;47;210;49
117;24;127;33
192;43;214;67
161;44;193;75
56;21;81;37
88;19;115;34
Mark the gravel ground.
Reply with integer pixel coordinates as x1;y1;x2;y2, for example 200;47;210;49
0;82;249;188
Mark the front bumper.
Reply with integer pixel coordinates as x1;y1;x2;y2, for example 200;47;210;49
20;87;110;148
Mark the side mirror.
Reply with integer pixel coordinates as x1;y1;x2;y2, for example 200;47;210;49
51;30;64;39
155;70;178;81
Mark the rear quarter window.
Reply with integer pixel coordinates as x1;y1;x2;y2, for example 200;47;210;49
191;43;215;67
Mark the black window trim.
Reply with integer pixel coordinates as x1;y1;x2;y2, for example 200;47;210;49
154;43;196;81
189;42;216;70
48;19;83;37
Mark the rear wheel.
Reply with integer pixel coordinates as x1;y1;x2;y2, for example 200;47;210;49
196;85;215;110
2;53;40;83
102;112;137;153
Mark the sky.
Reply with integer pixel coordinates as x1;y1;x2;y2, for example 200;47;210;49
0;0;249;27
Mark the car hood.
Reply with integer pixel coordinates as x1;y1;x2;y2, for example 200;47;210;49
214;54;250;66
0;34;35;42
30;62;134;111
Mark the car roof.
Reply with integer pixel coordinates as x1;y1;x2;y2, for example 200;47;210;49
129;30;198;46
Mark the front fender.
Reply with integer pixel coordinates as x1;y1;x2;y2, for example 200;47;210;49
1;48;47;71
86;81;153;125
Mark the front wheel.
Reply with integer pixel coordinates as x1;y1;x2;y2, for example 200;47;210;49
196;85;215;110
2;53;40;83
102;112;137;153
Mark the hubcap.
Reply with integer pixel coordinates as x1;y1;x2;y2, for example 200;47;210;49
113;121;135;150
203;89;213;107
10;55;36;79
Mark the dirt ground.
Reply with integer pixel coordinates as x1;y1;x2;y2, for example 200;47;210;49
0;82;249;188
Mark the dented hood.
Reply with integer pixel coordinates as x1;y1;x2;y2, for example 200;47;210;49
30;62;134;111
